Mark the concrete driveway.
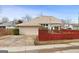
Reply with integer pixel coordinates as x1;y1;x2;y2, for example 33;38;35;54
0;35;35;47
0;35;79;53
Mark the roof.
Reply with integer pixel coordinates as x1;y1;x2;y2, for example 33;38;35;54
70;24;79;27
17;16;62;27
16;21;40;27
0;21;16;27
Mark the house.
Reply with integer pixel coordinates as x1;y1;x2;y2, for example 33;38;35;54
16;16;63;35
62;22;79;30
63;24;73;29
0;21;16;29
65;24;79;30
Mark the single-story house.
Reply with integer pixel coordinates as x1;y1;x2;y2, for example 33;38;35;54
16;16;63;35
64;24;79;30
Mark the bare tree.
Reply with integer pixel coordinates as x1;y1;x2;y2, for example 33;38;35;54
21;14;32;22
13;18;23;24
16;19;23;24
62;19;72;24
2;17;9;23
61;19;72;29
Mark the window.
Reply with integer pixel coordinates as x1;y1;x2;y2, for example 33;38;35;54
41;24;48;26
46;24;48;26
41;24;49;29
0;26;6;28
41;24;45;26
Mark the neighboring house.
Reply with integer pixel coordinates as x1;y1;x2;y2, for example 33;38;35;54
63;24;73;29
0;21;16;29
16;16;62;35
63;23;79;30
70;24;79;30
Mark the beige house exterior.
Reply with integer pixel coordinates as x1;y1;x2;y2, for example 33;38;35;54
16;16;62;35
18;27;39;35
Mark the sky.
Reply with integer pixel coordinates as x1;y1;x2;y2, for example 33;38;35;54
0;5;79;23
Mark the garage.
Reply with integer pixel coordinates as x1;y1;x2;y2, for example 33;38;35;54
18;26;39;35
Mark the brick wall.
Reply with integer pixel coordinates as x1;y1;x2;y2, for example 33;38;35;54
38;29;79;41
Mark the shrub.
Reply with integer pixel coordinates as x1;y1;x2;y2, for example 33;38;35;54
13;28;19;35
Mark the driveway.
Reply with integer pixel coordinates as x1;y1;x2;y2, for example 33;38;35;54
0;35;79;53
0;35;35;47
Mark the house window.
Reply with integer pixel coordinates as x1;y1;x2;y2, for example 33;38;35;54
41;24;49;29
41;24;45;26
46;24;48;26
0;26;6;28
41;24;48;26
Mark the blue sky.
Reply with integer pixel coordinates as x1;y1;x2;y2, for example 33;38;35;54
0;5;79;23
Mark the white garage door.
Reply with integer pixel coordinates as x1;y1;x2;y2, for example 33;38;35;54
19;27;39;35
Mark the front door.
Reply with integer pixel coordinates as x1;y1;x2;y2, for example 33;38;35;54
54;26;59;30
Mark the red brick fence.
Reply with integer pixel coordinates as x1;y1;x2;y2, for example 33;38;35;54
38;29;79;41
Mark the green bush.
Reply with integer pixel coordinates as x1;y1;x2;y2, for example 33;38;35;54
13;28;19;35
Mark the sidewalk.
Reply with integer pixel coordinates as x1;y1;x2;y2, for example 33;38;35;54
0;43;78;53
